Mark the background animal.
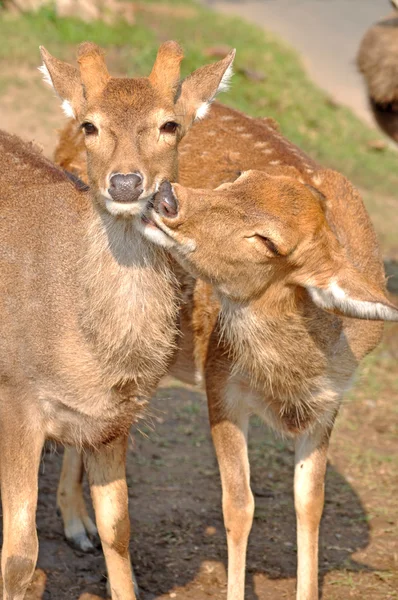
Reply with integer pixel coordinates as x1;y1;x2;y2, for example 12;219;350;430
357;0;398;143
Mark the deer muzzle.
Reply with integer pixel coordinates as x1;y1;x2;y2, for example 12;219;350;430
153;181;178;218
108;172;143;203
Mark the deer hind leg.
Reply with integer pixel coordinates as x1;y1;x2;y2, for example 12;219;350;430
57;446;99;552
294;424;331;600
208;388;254;600
85;433;138;600
0;393;44;600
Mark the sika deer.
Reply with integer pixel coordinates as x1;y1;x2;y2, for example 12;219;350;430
140;168;398;600
43;42;235;557
0;40;234;600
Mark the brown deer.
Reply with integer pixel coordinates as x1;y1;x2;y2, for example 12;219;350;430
49;45;235;558
357;0;398;143
0;40;234;600
141;168;398;600
53;99;398;598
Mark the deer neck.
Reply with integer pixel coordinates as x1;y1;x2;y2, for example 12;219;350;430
218;285;340;401
79;208;179;393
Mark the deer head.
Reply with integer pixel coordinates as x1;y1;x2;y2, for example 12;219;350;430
140;169;398;321
39;41;235;218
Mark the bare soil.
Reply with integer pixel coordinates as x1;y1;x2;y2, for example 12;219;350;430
1;368;398;600
0;38;398;600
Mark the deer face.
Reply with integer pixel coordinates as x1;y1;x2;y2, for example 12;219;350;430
140;171;326;301
141;170;398;321
78;78;181;216
40;41;235;219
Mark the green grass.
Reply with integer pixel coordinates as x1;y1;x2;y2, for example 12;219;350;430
1;0;398;201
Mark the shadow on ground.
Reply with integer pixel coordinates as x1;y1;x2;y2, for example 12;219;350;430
0;385;374;600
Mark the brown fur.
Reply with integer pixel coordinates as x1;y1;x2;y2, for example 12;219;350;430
357;7;398;142
144;165;397;600
54;99;397;599
0;40;235;600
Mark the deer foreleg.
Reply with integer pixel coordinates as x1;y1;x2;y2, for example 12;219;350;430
57;446;99;552
294;425;331;600
85;434;138;600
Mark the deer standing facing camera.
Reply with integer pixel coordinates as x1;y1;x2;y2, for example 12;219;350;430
0;40;234;600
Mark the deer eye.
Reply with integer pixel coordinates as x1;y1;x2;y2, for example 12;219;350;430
160;121;179;135
255;235;280;256
81;122;98;135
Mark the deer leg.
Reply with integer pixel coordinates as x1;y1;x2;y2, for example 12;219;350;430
85;434;138;600
209;392;254;600
0;399;44;600
294;425;330;600
57;446;99;552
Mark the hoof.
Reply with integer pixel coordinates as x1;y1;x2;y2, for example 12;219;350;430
66;531;100;554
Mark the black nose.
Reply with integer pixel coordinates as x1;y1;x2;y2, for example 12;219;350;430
108;172;143;203
153;181;178;218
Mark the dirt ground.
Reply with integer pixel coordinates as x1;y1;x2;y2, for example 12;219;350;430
1;370;398;600
1;31;398;600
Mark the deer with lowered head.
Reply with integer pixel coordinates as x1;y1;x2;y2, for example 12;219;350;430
139;165;398;600
0;40;234;600
54;94;398;598
51;89;398;597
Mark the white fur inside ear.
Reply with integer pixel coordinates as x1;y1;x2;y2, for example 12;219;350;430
194;58;234;122
217;62;234;94
307;280;398;321
38;64;54;88
61;99;75;119
195;102;210;121
39;64;75;118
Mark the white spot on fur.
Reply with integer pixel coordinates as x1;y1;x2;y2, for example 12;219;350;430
269;160;281;165
38;63;53;88
221;115;234;121
307;280;398;321
312;174;323;186
241;133;253;138
255;141;268;148
62;99;75;119
305;168;314;174
236;126;245;132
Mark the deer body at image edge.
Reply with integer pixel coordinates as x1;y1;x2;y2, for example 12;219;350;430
0;41;235;600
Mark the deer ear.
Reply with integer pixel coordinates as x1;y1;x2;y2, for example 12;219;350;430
77;42;110;102
149;41;184;102
176;49;235;128
39;46;81;119
306;267;398;321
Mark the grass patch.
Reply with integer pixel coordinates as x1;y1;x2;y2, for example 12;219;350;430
0;0;397;205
